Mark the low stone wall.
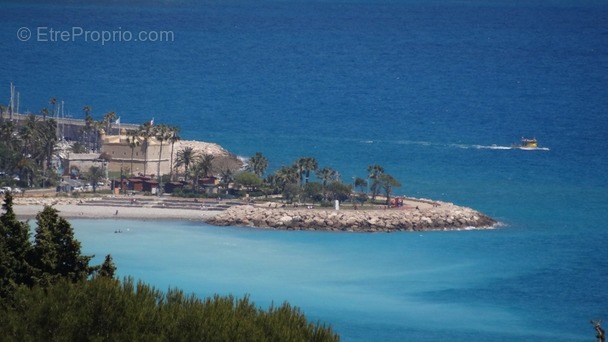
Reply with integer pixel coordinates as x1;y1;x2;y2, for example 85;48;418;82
11;197;103;206
206;202;497;232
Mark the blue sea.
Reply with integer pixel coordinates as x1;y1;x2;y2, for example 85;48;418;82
2;0;607;340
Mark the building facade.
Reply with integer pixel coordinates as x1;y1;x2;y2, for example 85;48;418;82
101;129;172;178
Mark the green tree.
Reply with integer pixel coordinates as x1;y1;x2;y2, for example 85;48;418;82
32;206;94;284
93;120;104;152
247;152;268;178
18;114;39;158
302;182;323;204
0;193;34;299
327;182;352;203
190;153;214;191
103;111;117;135
234;172;263;193
86;166;105;193
82;105;91;120
49;97;57;119
0;277;339;341
354;177;368;194
315;166;337;200
219;168;234;191
367;164;385;200
137;121;154;176
274;165;299;192
82;106;94;150
377;173;401;205
37;119;58;187
0;120;17;150
198;154;215;178
154;124;172;193
126;130;141;177
15;157;37;188
175;146;199;182
295;157;318;187
168;126;181;181
282;183;301;203
97;254;116;278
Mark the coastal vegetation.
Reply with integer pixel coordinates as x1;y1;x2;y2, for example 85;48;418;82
167;146;402;208
0;114;59;189
0;193;339;340
0;108;400;208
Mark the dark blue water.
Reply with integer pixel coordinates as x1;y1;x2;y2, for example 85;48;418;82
2;0;607;340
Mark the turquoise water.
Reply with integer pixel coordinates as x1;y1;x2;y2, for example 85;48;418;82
2;0;608;340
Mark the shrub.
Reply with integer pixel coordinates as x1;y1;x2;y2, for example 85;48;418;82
0;278;339;341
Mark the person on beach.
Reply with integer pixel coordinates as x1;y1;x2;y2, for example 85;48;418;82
115;210;118;215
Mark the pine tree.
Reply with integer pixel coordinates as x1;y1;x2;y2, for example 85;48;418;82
98;254;117;278
32;206;94;284
0;193;34;300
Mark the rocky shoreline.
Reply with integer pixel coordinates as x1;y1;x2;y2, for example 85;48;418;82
206;202;497;232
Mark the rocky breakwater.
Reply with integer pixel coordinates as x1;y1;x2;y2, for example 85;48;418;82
206;202;497;232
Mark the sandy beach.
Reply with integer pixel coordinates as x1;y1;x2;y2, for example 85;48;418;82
10;198;221;222
7;195;465;230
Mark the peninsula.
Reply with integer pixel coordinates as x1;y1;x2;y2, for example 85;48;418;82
10;195;497;232
2;108;497;232
207;201;497;232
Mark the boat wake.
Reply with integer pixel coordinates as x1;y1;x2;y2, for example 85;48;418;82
359;140;549;151
450;144;512;150
450;143;550;151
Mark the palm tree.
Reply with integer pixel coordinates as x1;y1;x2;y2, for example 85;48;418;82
153;124;172;187
168;126;181;181
247;152;268;178
137;121;154;176
103;111;117;135
189;155;213;191
315;166;337;200
16;158;37;188
295;157;318;187
174;146;198;182
91;120;104;152
19;114;39;157
49;98;57;118
0;120;17;150
126;130;141;177
199;154;214;178
219;168;234;191
82;107;94;150
274;165;299;192
82;105;91;119
367;164;385;200
294;157;306;187
37;119;58;183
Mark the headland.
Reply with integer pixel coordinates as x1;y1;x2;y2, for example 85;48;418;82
10;195;497;232
204;200;497;232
